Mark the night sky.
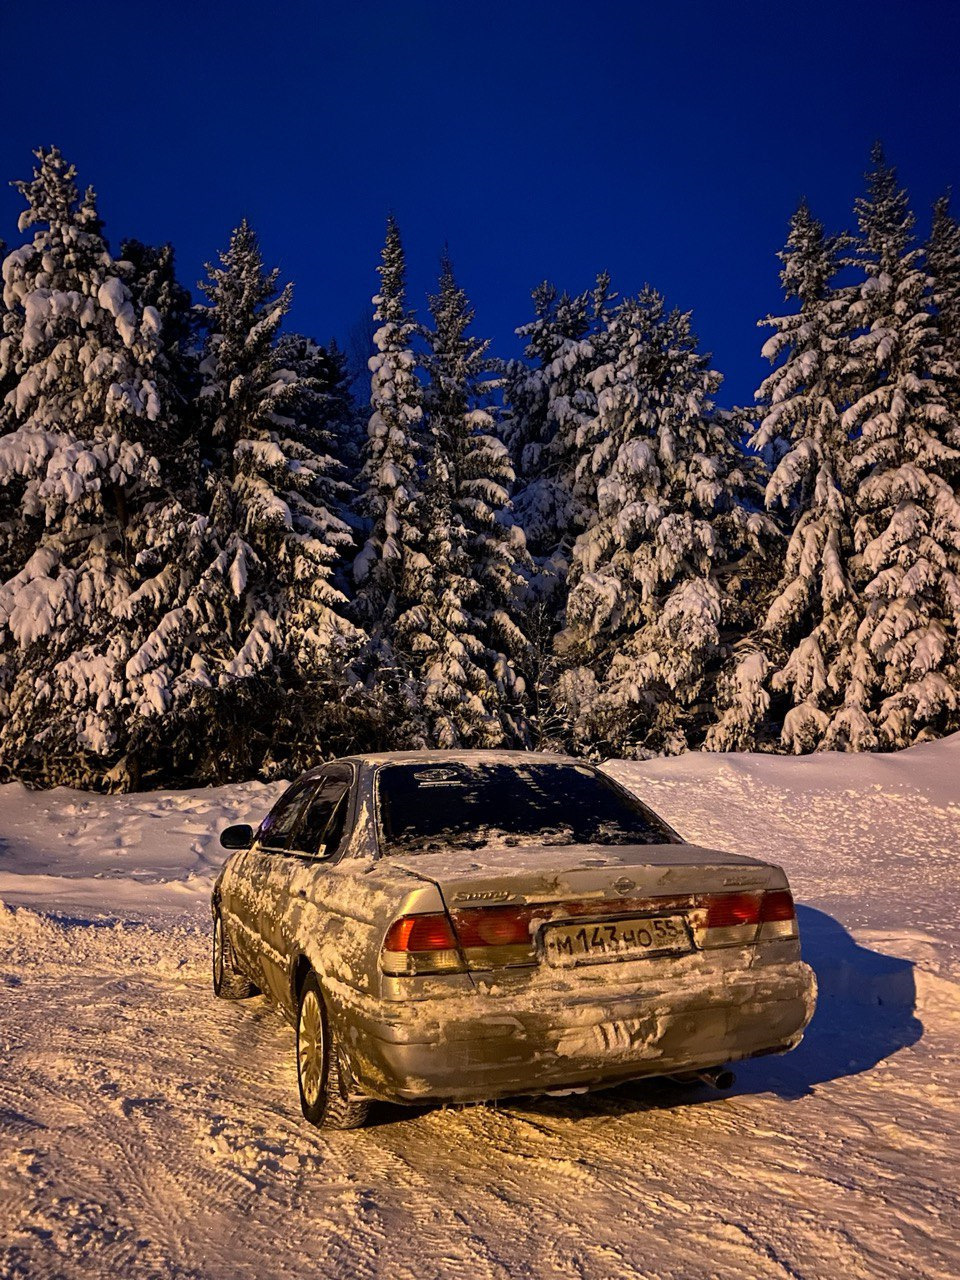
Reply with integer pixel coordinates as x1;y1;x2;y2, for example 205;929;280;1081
2;0;958;406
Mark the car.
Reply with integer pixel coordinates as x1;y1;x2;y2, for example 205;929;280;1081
211;750;817;1128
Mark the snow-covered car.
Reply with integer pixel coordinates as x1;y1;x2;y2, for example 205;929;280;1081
211;751;816;1128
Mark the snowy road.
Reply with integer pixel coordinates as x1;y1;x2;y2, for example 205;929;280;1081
2;739;959;1280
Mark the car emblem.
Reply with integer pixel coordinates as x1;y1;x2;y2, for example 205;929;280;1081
613;877;635;895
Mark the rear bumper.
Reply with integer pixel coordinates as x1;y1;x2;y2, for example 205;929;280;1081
337;960;817;1104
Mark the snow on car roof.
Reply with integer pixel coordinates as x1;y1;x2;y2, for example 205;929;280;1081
333;749;583;768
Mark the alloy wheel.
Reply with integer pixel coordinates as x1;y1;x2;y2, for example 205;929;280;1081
298;988;325;1107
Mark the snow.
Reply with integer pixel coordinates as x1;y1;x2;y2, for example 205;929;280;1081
0;778;284;915
1;737;959;1278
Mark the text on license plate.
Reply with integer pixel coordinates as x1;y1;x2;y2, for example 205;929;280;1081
542;915;692;966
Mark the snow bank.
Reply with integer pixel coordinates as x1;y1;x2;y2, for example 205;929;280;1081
0;777;285;914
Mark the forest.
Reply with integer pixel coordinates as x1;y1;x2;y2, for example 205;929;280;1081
0;143;958;789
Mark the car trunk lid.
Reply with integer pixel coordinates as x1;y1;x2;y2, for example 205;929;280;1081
385;843;790;975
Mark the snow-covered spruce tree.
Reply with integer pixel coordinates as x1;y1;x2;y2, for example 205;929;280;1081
928;194;960;399
349;216;431;754
738;201;864;752
266;330;383;767
0;234;20;583
0;146;216;787
560;288;773;756
396;255;529;747
277;333;365;485
839;147;960;748
121;239;199;478
107;239;216;774
272;332;360;581
197;221;361;775
498;278;613;748
500;276;612;583
352;217;428;637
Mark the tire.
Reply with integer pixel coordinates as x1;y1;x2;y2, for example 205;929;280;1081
296;971;371;1130
212;909;257;1000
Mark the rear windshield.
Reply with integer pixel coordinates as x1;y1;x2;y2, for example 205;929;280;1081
376;761;678;854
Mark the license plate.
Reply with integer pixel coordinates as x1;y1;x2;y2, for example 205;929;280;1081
542;915;692;967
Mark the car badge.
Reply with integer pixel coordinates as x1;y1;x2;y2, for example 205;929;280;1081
452;889;511;903
613;877;635;895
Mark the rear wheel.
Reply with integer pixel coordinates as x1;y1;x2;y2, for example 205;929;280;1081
296;971;371;1129
212;909;257;1000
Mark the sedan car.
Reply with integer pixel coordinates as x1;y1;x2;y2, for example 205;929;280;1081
211;750;816;1128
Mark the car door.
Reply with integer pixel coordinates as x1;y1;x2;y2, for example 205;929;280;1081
237;778;320;992
260;765;355;1013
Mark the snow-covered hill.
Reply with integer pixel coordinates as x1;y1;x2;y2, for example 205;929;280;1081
1;739;959;1279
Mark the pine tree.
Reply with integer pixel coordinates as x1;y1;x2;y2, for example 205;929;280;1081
0;147;213;786
197;221;360;771
0;234;22;584
928;194;960;397
743;201;863;752
501;277;611;581
561;289;769;755
270;331;361;659
122;240;197;404
840;147;960;747
397;255;529;746
276;333;365;481
352;217;427;640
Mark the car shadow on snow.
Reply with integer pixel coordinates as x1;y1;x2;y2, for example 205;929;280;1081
730;904;922;1100
496;905;922;1123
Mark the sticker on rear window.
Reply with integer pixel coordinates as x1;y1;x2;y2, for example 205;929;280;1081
411;768;462;787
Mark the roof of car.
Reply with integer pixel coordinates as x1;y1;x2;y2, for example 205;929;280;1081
307;748;584;774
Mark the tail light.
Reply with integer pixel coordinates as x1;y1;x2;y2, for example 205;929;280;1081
381;913;464;976
695;889;798;947
381;905;539;976
450;905;538;970
703;893;762;929
758;889;798;941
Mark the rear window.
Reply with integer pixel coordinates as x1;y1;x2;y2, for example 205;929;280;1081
376;761;678;854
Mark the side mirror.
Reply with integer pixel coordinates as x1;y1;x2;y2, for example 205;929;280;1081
220;823;254;850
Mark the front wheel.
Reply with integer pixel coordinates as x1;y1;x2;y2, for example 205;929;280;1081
212;909;257;1000
296;971;371;1129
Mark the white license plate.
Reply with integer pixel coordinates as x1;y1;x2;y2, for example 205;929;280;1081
542;915;692;966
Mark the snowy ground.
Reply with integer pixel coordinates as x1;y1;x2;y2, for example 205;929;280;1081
1;740;959;1280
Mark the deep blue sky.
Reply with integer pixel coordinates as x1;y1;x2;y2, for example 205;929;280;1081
1;1;958;406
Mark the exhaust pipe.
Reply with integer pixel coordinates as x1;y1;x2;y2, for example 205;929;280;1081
696;1066;736;1090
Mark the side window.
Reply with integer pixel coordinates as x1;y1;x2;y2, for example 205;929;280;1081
319;789;350;856
290;767;353;859
258;780;318;852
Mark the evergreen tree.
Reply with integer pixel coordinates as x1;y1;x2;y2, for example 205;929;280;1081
743;201;862;752
197;221;359;768
0;234;22;583
0;147;213;786
398;255;529;746
501;277;611;582
704;648;772;752
352;217;427;639
840;147;960;747
276;333;365;481
272;331;361;615
560;289;769;755
122;240;197;404
928;194;960;395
